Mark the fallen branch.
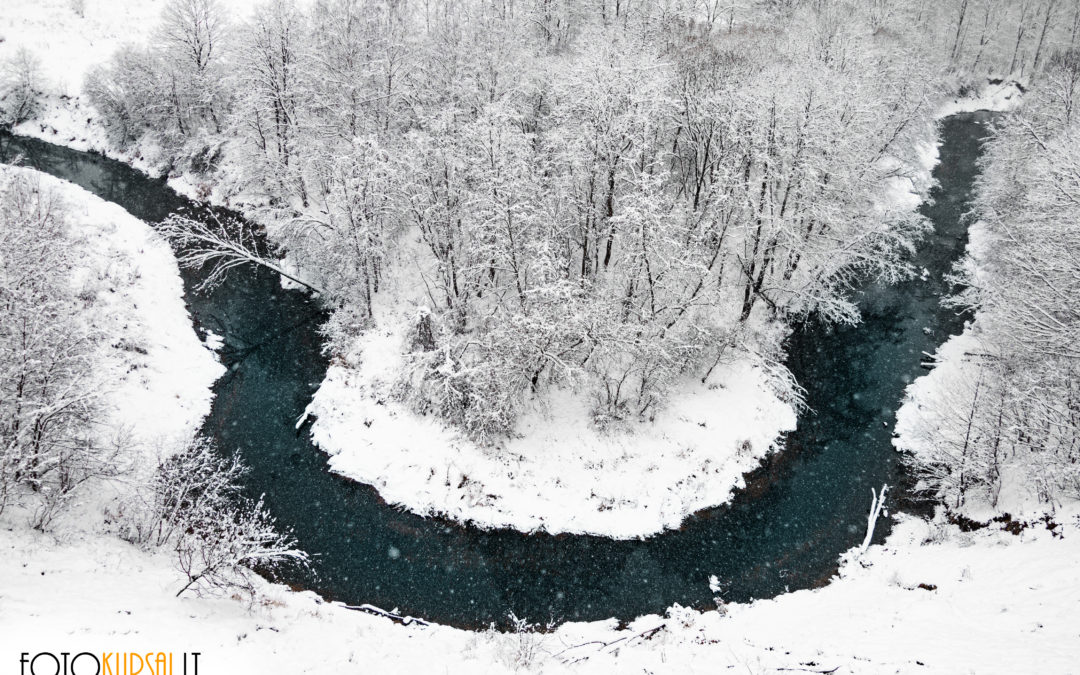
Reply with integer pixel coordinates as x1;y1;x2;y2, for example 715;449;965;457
340;602;430;627
554;623;666;665
161;212;327;296
861;483;889;553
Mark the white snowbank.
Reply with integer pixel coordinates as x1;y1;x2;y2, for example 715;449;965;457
0;164;224;504
937;80;1024;119
4;502;1077;674
309;338;795;538
894;214;1063;522
892;85;1026;518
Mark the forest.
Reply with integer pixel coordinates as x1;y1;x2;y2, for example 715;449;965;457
75;0;1033;445
1;0;1079;654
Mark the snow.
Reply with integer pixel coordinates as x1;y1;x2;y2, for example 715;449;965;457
0;165;224;454
0;0;164;96
309;341;796;538
4;499;1078;674
936;80;1025;119
3;7;1077;671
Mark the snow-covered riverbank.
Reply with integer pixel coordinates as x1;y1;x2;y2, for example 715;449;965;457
894;80;1062;527
0;165;223;454
306;319;797;537
5;497;1078;674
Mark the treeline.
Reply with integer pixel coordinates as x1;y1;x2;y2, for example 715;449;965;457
906;52;1080;509
85;0;1072;442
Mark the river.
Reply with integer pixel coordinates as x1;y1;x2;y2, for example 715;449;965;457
0;111;993;628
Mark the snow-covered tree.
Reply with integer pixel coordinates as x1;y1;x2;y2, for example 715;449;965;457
0;48;44;128
0;172;119;528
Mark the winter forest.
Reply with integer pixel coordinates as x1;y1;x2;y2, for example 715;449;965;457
1;0;1079;672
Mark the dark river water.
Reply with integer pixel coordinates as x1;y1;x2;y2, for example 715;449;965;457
0;111;992;629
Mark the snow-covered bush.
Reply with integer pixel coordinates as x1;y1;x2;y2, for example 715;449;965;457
116;438;309;598
492;614;552;672
398;341;528;445
0;48;44;128
174;490;307;598
84;46;168;148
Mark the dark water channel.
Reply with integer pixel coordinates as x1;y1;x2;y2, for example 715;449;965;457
0;112;993;628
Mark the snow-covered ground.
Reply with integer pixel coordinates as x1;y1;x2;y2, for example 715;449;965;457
1;0;163;94
5;497;1078;674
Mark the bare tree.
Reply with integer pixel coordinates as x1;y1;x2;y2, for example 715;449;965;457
0;48;44;128
174;492;308;597
1031;0;1060;74
160;0;225;75
116;437;309;597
